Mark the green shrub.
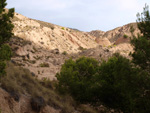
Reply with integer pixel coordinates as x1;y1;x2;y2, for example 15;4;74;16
62;51;67;55
40;63;49;67
57;54;150;112
56;57;99;103
79;46;86;51
113;44;116;47
130;25;135;34
96;53;147;112
123;34;128;38
0;44;12;61
61;27;65;30
2;62;97;113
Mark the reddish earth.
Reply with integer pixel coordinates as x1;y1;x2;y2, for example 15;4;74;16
114;37;130;45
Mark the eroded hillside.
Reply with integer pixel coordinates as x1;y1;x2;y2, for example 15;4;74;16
0;10;141;113
89;23;140;43
8;12;138;81
12;13;99;54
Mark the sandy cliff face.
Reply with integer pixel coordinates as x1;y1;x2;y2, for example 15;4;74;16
12;13;98;54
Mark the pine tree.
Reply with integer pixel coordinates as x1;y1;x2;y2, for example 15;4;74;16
0;0;14;46
131;4;150;74
0;0;14;76
130;4;150;112
136;4;150;39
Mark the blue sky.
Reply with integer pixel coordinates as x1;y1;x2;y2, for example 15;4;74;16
6;0;150;32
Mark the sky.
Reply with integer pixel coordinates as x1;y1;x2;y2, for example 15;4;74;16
6;0;150;32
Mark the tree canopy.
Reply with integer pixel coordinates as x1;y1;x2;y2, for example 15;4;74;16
131;4;150;74
0;0;14;76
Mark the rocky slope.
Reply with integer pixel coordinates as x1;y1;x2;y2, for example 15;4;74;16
9;37;132;81
9;12;112;80
0;88;60;113
12;13;99;54
88;30;105;38
8;12;138;81
10;36;67;80
89;23;140;44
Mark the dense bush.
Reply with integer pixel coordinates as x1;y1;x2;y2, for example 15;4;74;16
56;57;99;103
123;34;128;38
56;54;150;112
96;53;148;112
0;44;12;61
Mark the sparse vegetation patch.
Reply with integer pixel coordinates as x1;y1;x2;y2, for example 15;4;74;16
123;34;128;38
39;62;49;67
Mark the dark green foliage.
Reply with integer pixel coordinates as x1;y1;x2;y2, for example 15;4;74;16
0;0;14;77
57;54;150;112
0;0;14;46
123;34;128;38
131;4;150;74
131;36;150;72
96;53;147;112
136;4;150;39
0;61;6;77
39;62;49;67
0;44;12;61
129;4;150;113
56;57;99;103
62;51;67;55
130;25;135;34
135;92;150;113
